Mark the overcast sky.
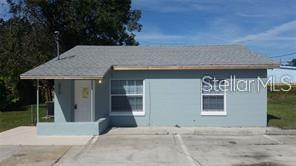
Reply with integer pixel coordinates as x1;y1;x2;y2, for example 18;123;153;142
132;0;296;63
1;0;295;62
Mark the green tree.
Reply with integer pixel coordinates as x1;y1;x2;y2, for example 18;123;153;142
11;0;142;50
0;0;142;108
0;17;53;106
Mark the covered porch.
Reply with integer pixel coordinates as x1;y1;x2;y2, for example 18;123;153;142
22;77;110;136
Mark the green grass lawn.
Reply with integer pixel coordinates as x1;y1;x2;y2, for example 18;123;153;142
0;104;53;132
267;89;296;129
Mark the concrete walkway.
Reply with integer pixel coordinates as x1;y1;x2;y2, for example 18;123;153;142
107;127;267;136
0;127;93;145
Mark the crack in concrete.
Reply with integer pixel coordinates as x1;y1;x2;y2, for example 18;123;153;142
51;146;72;166
174;134;202;166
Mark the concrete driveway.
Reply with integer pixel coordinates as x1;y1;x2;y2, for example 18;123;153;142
1;127;296;166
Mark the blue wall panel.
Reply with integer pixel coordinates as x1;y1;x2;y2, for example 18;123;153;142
54;80;74;122
51;69;268;133
109;70;267;127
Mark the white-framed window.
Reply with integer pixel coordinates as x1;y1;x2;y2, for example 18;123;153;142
201;78;226;116
110;80;144;116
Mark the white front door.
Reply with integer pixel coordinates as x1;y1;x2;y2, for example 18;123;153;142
74;80;92;122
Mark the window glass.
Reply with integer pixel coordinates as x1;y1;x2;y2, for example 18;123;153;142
202;95;224;111
111;80;143;95
111;80;144;114
111;96;143;112
201;78;226;115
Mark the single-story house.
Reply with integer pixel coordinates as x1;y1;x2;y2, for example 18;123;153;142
20;45;278;135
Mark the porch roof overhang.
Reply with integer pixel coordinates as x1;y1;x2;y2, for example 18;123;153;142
20;75;103;80
20;63;279;80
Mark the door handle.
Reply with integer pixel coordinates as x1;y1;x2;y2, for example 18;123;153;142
74;104;77;109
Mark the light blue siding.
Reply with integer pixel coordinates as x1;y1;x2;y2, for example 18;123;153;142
42;69;267;135
149;78;200;126
109;70;267;127
95;72;110;120
54;80;74;122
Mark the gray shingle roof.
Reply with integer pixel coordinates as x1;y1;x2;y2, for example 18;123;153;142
20;45;277;79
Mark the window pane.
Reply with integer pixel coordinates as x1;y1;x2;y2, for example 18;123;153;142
203;95;224;111
111;80;143;94
111;96;143;112
136;80;143;94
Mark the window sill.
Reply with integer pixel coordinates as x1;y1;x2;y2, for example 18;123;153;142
200;111;227;116
109;112;145;116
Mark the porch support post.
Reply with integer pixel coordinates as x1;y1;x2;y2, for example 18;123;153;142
90;80;95;121
36;79;39;123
